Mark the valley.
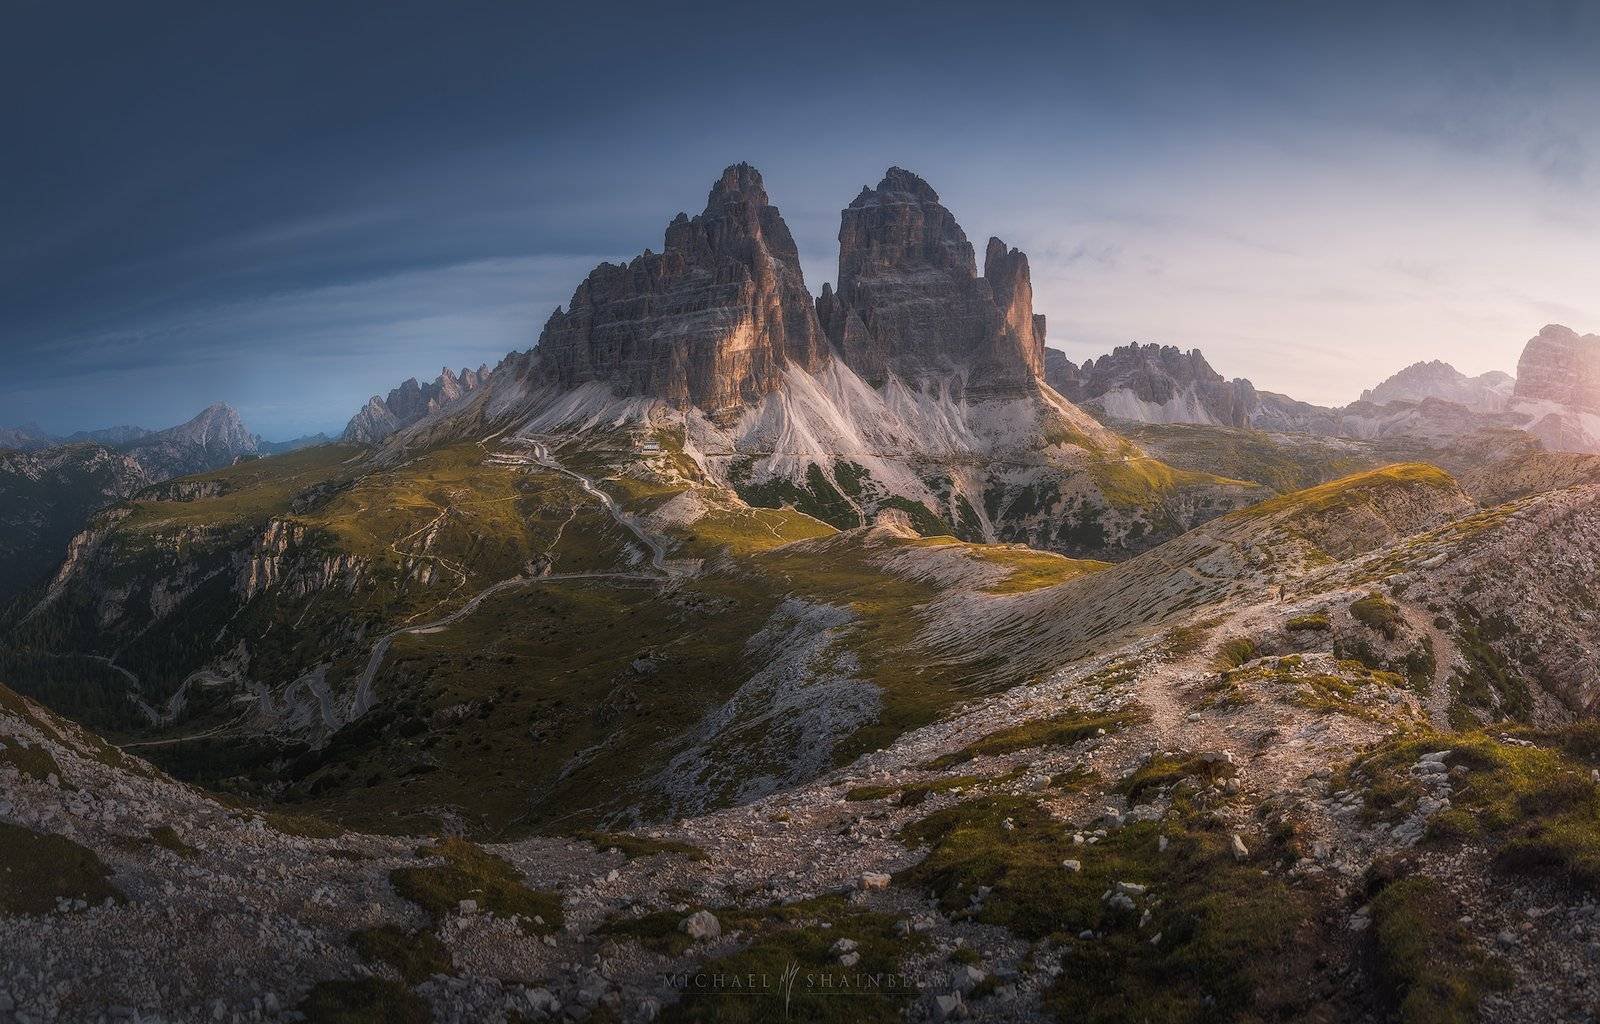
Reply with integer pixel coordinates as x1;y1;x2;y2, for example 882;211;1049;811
4;162;1600;1024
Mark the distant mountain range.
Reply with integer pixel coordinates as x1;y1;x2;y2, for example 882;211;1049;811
1046;325;1600;454
0;403;272;605
342;365;490;443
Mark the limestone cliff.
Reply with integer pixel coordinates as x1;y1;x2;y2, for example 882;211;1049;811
533;163;828;417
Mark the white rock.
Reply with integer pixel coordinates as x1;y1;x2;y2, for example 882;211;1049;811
681;910;721;940
1061;859;1082;873
952;965;986;993
933;992;968;1020
1229;834;1249;861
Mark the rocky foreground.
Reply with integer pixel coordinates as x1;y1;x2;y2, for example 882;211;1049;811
5;470;1600;1024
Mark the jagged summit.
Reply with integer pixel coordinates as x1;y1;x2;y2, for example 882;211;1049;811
1360;359;1512;412
821;167;1044;390
157;402;256;450
343;364;489;444
533;162;828;416
1049;342;1261;428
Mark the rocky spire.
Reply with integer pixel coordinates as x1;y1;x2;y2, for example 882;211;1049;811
534;163;829;415
983;237;1045;379
820;167;1043;391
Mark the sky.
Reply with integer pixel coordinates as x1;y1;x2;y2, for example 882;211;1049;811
3;0;1598;439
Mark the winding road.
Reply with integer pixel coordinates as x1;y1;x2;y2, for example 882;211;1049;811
346;436;675;721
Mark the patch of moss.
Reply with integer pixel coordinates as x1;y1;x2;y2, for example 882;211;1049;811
1368;875;1510;1024
1350;592;1404;640
577;831;707;861
262;810;346;839
1211;637;1257;671
351;924;452;984
298;978;430;1024
0;821;122;914
846;775;985;806
149;825;198;858
922;708;1146;771
1349;729;1600;889
1286;613;1331;632
660;897;914;1023
389;838;563;935
0;738;60;782
1163;617;1224;659
1449;610;1533;722
597;908;696;957
1050;766;1099;793
1116;753;1236;804
896;797;1315;1023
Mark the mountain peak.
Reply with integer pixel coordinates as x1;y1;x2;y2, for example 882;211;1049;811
708;161;767;202
533;164;827;415
155;402;256;451
342;366;489;445
824;172;1042;389
870;166;942;205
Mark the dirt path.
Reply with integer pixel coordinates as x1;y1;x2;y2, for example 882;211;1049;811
1400;603;1459;731
497;437;671;574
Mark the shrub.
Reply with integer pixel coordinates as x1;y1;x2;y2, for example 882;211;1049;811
1350;592;1404;640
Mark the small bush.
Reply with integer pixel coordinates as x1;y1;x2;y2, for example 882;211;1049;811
299;978;430;1024
390;838;562;935
1212;637;1257;671
0;740;60;781
149;825;198;858
0;822;122;914
576;831;706;861
1368;876;1510;1024
1286;614;1330;632
1350;592;1404;640
350;925;451;983
922;708;1146;770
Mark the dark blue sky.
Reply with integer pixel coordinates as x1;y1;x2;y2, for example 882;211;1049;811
4;0;1597;438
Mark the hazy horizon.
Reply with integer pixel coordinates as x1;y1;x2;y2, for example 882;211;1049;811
4;0;1596;438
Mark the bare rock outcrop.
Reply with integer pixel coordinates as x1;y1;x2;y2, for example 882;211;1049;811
343;365;489;444
1502;325;1600;453
533;163;828;417
1513;324;1600;414
819;168;1043;391
1361;359;1513;413
1051;343;1261;428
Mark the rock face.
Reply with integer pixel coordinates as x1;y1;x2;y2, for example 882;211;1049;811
0;422;55;450
0;423;156;451
118;403;260;479
1513;325;1600;413
1506;325;1600;453
343;365;489;444
818;168;1043;390
1361;360;1513;413
533;163;828;417
1051;343;1260;428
